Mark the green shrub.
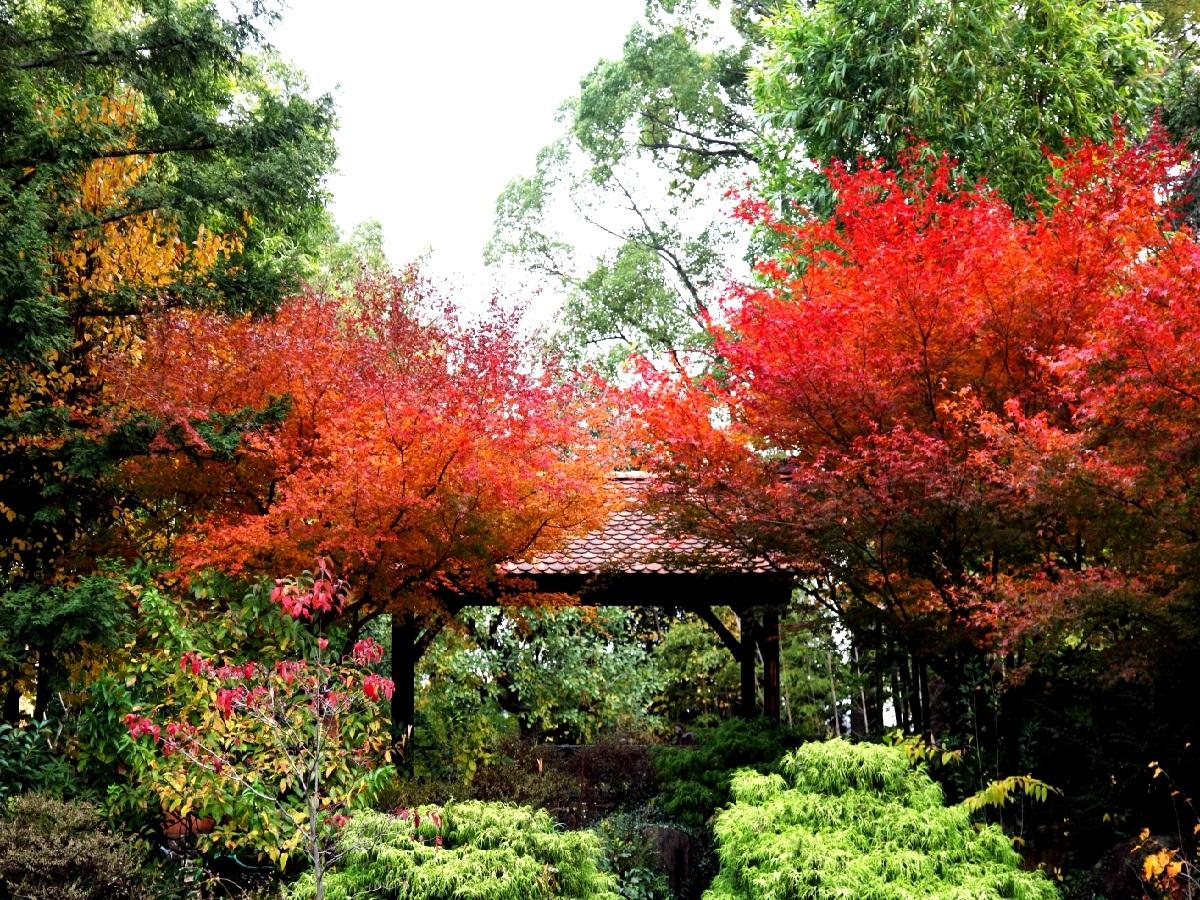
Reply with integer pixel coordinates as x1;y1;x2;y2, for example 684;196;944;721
0;720;78;800
289;801;620;899
379;735;660;829
650;718;798;830
704;740;1059;900
0;793;176;900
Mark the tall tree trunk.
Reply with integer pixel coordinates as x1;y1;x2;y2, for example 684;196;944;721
890;663;906;732
918;659;934;742
871;652;885;733
33;647;54;720
828;649;841;737
852;641;870;737
908;653;924;736
390;617;417;752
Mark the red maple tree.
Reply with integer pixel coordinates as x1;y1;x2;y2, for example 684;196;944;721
637;133;1200;729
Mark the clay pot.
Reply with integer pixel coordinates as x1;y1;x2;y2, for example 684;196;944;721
163;810;216;838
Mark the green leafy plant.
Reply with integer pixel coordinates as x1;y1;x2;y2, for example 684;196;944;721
415;606;662;781
705;740;1059;899
288;801;620;899
962;775;1062;813
0;720;76;800
125;562;395;897
884;729;966;770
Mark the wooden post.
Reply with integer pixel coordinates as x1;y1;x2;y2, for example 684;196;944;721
2;685;19;723
758;608;780;721
737;610;757;719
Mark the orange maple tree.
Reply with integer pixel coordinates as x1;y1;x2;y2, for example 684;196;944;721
104;273;616;734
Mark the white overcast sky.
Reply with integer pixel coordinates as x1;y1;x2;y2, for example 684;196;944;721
269;0;645;309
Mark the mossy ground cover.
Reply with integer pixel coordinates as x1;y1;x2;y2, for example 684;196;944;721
705;740;1060;900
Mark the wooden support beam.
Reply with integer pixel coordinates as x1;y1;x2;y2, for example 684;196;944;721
390;616;419;754
696;605;741;658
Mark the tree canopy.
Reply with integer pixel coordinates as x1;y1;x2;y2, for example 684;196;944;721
0;0;336;594
490;0;1172;374
754;0;1164;211
103;273;618;734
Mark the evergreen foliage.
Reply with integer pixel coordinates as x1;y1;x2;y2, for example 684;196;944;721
705;740;1059;899
288;802;619;900
417;606;660;767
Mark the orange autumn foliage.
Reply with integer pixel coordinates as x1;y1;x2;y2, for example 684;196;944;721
104;274;617;623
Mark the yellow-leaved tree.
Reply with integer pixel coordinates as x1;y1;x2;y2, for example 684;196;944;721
0;92;240;721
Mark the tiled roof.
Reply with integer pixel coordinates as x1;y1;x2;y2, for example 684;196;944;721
503;471;776;577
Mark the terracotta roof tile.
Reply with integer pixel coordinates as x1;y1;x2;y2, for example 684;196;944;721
503;472;776;576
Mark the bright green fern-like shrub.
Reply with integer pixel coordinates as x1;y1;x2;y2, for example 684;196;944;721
704;740;1059;900
289;800;619;900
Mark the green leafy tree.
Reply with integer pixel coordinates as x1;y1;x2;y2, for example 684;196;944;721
415;607;661;778
652;614;740;725
488;2;778;373
0;575;133;720
753;0;1164;211
304;219;391;298
0;0;336;719
1;0;336;359
492;0;1167;373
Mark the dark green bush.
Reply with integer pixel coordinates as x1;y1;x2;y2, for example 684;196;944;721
379;735;659;829
0;720;77;800
705;740;1059;899
0;793;176;900
650;719;798;830
470;736;659;827
593;812;674;900
289;801;619;899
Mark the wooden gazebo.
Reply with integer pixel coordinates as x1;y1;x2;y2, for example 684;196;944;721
500;472;793;720
390;472;793;738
